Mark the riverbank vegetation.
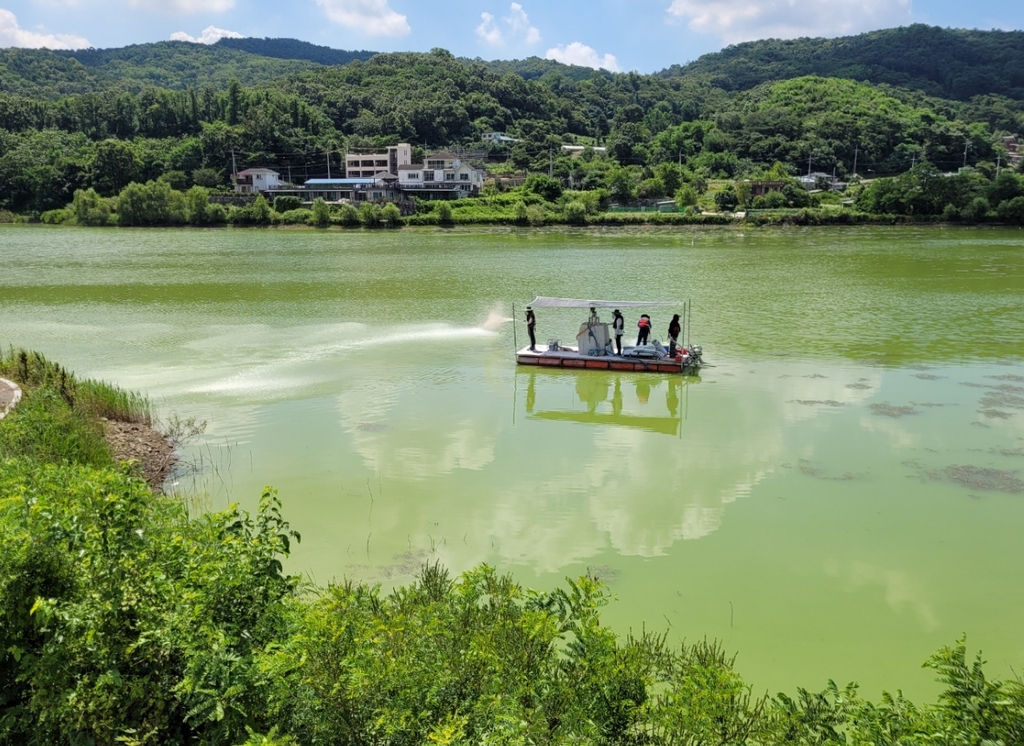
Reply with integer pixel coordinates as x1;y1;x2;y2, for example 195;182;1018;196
3;351;1024;743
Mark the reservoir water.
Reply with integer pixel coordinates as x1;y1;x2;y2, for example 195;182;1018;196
2;224;1023;699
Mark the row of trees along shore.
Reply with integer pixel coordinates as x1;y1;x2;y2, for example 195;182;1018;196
1;35;1023;221
3;348;1024;743
18;161;1024;229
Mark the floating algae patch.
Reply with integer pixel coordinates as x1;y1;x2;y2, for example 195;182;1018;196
870;402;917;418
979;409;1013;420
846;382;872;390
586;564;620;584
798;459;862;481
792;399;845;407
913;373;941;380
980;390;1024;410
931;465;1024;494
804;373;828;379
912;402;952;408
989;374;1024;383
993;447;1024;457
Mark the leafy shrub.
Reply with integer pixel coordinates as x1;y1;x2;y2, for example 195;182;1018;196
381;202;403;228
279;208;313;225
309;197;331;228
273;195;302;213
714;186;739;212
40;208;72;224
513;200;528;225
565;200;587;224
523;174;563;202
359;202;382;228
117;180;188;226
961;196;991;223
230;195;273;226
996;195;1024;224
435;201;453;225
71;188;113;226
335;202;360;227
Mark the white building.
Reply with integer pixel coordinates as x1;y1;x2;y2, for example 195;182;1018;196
345;144;412;178
234;168;282;194
397;153;484;199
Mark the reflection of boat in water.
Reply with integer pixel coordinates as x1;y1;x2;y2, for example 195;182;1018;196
516;297;704;375
521;369;698;436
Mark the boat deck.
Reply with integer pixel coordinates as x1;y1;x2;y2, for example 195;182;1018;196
516;345;698;374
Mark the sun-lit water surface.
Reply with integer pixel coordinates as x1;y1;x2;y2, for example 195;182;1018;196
2;224;1023;699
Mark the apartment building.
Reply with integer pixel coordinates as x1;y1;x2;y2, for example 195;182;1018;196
345;143;413;178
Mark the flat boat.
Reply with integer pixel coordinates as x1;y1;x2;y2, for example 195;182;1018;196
515;296;704;375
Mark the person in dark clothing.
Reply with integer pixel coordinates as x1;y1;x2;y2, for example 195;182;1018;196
668;314;681;356
525;306;537;351
612;309;625;355
636;314;651;346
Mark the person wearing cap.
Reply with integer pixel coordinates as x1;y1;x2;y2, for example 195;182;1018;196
636;314;651;346
525;306;537;351
611;309;625;355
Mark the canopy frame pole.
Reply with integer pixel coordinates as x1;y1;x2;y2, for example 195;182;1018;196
512;302;518;352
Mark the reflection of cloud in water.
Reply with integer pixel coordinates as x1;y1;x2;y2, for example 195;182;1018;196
825;559;939;631
330;361;887;574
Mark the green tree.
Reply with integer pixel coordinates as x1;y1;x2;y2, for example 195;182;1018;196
435;201;453;225
523;174;563;202
71;187;112;226
381;202;403;228
89;139;141;197
310;197;331;227
185;185;212;225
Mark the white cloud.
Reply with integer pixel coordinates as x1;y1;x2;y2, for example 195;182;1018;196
0;8;89;49
545;42;620;72
316;0;410;37
666;0;913;44
170;25;244;44
128;0;235;12
475;12;503;45
476;2;540;47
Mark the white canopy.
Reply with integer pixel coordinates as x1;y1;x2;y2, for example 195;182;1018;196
528;296;679;309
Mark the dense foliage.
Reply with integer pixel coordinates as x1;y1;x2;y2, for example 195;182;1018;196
1;27;1023;219
3;351;1024;743
668;24;1024;101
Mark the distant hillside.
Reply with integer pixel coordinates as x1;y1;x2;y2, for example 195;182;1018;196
664;25;1024;101
472;56;610;83
214;37;376;66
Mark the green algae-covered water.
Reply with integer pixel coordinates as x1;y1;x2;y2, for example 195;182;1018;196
3;224;1023;698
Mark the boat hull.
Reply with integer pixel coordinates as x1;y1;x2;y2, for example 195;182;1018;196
516;346;700;375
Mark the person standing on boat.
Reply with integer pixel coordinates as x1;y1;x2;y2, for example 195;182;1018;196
636;314;651;346
612;309;625;355
525;306;537;351
668;314;682;356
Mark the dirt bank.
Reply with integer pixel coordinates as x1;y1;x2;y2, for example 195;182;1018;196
103;418;176;492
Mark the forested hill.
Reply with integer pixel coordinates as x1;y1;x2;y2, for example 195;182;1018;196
663;25;1024;101
214;37;376;66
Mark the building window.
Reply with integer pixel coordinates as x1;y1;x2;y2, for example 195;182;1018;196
445;173;455;181
407;172;419;180
427;160;445;170
460;173;469;181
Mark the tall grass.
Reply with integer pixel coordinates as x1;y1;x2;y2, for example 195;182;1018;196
0;346;152;424
0;387;111;467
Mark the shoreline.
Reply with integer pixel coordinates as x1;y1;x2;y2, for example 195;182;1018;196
102;417;177;493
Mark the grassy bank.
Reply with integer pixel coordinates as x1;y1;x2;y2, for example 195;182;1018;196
2;351;1023;745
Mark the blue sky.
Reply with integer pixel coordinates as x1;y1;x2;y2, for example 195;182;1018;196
1;0;1022;72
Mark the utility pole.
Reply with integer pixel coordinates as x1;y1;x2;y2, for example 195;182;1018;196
807;153;812;176
326;148;331;180
549;148;553;178
963;139;969;168
852;146;858;178
230;149;237;178
996;155;1002;177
